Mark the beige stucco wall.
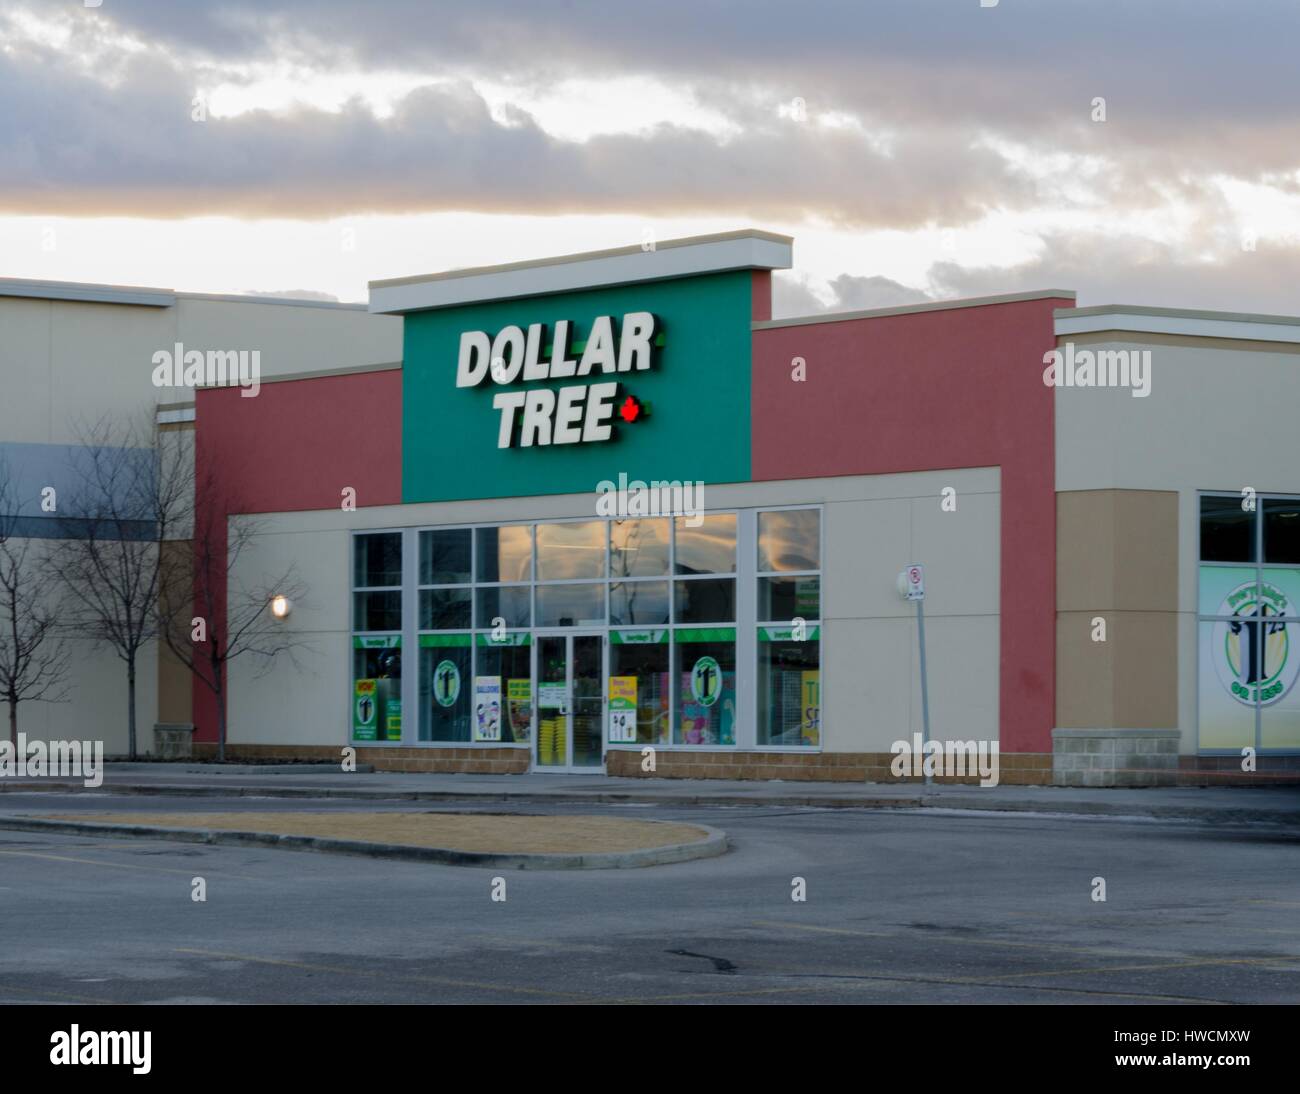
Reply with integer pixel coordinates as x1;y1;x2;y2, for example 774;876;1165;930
226;468;1001;755
1056;489;1179;732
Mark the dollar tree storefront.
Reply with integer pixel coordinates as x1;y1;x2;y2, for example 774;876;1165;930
342;232;841;773
193;229;1097;783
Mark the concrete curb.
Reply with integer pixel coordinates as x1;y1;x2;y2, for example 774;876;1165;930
0;779;1296;825
0;814;729;870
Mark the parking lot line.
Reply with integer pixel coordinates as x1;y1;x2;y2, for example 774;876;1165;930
174;947;592;1001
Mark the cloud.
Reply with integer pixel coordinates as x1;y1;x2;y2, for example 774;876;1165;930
1;1;1297;227
927;231;1300;314
772;271;931;318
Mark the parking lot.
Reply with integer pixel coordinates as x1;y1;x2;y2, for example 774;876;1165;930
2;795;1298;1004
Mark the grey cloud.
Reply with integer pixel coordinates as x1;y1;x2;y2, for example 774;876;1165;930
0;49;1039;224
771;272;931;319
926;231;1300;314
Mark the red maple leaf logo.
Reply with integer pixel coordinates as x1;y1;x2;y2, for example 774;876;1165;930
619;395;640;423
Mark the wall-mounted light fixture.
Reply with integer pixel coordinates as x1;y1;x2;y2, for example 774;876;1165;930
269;594;292;620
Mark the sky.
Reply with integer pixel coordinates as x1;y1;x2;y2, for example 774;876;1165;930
2;0;1299;316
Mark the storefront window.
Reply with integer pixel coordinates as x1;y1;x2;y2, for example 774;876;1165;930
758;627;820;746
674;578;735;623
537;521;606;580
354;531;402;587
354;590;401;631
611;581;670;625
758;576;820;621
475;585;531;628
394;507;826;753
419;529;471;585
1264;498;1300;564
674;629;736;745
758;509;820;572
1200;495;1255;562
756;509;821;747
352;638;403;742
536;583;605;627
418;635;471;742
610;519;670;577
419;588;471;629
475;634;532;743
1198;493;1300;752
476;525;532;582
610;631;670;745
675;514;736;574
353;533;402;742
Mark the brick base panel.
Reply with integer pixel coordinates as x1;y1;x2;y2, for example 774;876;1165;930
193;742;530;775
188;743;1300;785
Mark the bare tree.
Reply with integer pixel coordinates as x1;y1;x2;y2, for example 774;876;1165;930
53;414;192;758
0;458;71;746
158;467;308;761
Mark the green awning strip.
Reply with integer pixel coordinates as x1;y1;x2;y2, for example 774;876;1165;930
476;632;532;647
675;627;735;642
758;625;821;642
418;633;472;648
611;628;668;645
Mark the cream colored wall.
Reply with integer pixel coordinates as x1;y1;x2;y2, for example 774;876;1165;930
2;542;159;756
0;294;401;445
0;292;399;754
226;468;1001;754
1054;333;1300;750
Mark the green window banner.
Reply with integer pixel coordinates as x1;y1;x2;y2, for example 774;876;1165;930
475;632;533;647
759;625;821;642
675;627;736;643
419;633;473;647
354;635;401;649
611;629;668;644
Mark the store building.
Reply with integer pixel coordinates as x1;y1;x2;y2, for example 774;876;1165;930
0;277;400;754
185;231;1300;785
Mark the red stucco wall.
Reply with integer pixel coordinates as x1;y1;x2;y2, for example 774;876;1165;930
750;297;1069;752
191;369;402;742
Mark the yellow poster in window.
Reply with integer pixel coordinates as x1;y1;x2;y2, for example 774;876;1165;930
801;671;820;746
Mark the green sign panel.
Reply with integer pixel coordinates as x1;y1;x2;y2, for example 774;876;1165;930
402;271;755;503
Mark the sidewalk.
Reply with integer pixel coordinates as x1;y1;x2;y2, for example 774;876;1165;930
1;764;1298;825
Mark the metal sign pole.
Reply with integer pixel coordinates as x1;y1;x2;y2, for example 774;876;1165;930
916;597;932;787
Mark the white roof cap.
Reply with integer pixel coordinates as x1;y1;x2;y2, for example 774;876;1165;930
368;229;793;314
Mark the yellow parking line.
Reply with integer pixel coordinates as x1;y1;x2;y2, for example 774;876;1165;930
175;947;590;1001
0;848;263;881
751;919;1170;960
982;955;1300;981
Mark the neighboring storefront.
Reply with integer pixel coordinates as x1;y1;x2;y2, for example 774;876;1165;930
189;233;1300;784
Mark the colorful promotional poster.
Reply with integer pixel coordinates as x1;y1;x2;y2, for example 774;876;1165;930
474;676;502;741
608;675;637;743
506;678;532;742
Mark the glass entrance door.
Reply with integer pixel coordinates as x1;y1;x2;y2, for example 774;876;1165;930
535;633;604;771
